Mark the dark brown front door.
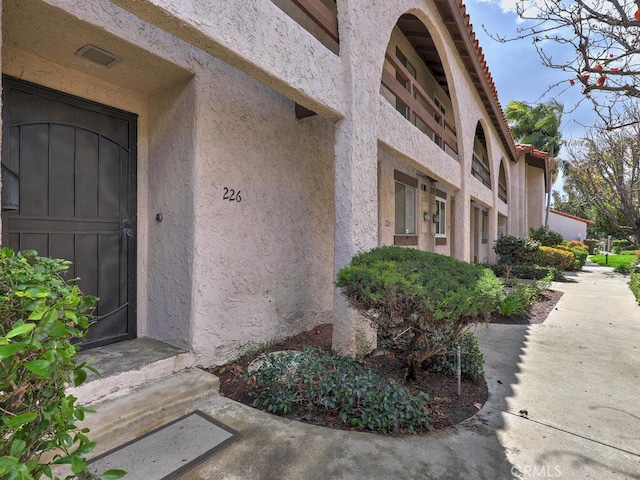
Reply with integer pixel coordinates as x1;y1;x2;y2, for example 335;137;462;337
1;77;137;348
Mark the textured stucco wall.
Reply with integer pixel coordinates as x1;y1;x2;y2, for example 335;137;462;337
108;0;345;120
3;0;335;365
526;164;546;231
189;61;335;365
1;0;548;365
145;80;197;349
548;213;588;242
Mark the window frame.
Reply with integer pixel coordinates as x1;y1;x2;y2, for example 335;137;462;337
482;211;489;244
395;181;417;236
435;195;446;238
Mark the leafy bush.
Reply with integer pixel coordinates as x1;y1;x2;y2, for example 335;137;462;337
570;247;589;270
496;273;553;317
0;248;124;480
498;293;529;317
493;234;540;284
619;249;640;256
538;246;575;270
612;239;633;251
336;246;503;379
485;264;564;281
629;267;640;304
424;332;484;382
528;225;563;247
246;348;430;434
613;245;622;254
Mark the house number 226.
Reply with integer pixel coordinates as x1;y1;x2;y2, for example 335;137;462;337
223;187;241;202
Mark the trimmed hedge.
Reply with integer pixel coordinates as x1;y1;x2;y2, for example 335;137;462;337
571;247;589;270
486;263;564;281
629;268;640;304
538;246;575;270
336;246;503;378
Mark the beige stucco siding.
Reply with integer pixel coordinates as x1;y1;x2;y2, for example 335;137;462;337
1;0;550;363
189;65;335;364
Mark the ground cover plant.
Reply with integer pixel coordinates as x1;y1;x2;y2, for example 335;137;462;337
335;246;503;379
246;347;431;434
0;248;124;480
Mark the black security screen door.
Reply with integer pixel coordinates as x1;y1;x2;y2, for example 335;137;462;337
1;77;137;349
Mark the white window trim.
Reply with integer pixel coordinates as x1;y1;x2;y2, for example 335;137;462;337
435;196;446;237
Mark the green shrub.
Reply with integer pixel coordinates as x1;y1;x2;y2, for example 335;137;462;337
424;332;484;382
0;248;124;480
485;264;564;281
629;267;640;304
498;293;530;317
497;273;553;317
538;246;575;270
493;234;540;285
336;246;503;379
612;239;632;251
246;347;430;434
528;225;563;247
566;240;588;250
613;245;622;254
570;246;588;270
619;249;640;256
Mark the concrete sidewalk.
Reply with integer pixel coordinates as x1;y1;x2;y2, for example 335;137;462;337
180;262;640;480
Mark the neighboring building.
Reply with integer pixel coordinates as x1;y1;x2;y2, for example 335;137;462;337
548;209;594;242
0;0;549;366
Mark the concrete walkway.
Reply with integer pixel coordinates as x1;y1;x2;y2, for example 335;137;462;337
177;262;640;480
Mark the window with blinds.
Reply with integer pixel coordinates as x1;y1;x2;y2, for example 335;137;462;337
435;196;446;237
395;181;416;235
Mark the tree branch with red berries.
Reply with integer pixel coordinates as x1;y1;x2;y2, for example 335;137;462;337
489;0;640;128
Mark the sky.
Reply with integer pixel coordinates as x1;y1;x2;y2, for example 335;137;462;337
464;0;598;146
463;0;601;194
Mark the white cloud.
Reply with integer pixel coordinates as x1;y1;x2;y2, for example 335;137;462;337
472;0;536;20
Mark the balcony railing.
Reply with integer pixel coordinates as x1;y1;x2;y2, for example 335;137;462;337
291;0;339;43
472;151;491;188
382;48;458;159
498;181;508;203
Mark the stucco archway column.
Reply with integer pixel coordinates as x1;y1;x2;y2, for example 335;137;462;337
332;117;378;357
488;208;498;263
453;192;472;262
331;2;388;357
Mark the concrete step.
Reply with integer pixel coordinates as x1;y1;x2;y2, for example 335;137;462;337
69;337;195;406
78;368;220;459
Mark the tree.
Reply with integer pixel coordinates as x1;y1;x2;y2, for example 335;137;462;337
505;100;565;225
500;1;640;128
565;104;640;243
506;100;564;157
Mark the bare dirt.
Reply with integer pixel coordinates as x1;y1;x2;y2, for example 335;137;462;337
208;289;562;434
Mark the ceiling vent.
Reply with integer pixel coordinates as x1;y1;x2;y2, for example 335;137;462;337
75;44;121;68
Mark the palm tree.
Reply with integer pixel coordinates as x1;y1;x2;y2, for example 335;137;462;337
505;100;566;226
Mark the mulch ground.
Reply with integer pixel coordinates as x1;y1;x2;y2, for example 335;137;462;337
207;289;562;434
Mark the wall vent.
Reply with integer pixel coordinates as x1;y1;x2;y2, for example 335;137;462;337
75;44;121;68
